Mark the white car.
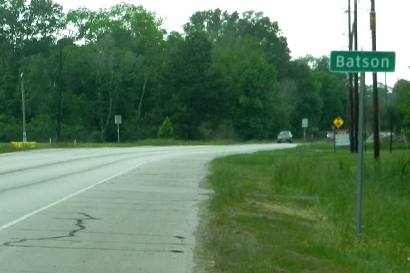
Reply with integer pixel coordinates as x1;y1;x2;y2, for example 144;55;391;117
277;131;293;143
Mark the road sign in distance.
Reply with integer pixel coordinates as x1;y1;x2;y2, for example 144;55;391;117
333;117;344;129
335;130;350;146
302;118;308;128
330;51;395;73
114;115;122;125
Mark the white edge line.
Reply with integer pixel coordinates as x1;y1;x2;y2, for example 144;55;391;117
0;163;142;232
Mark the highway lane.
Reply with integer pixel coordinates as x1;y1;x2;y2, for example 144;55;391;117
0;144;295;273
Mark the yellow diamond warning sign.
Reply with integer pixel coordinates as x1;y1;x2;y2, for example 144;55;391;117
333;117;344;129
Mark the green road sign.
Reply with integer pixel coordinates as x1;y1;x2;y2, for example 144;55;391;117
330;51;396;73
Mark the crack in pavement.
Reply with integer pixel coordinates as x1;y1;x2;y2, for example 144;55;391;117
3;212;99;247
0;244;186;253
2;213;186;254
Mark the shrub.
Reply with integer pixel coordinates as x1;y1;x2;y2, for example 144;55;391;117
157;116;174;138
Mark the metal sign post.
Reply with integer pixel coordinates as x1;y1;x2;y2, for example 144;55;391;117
332;117;344;152
329;50;395;241
302;118;308;142
355;72;366;239
114;115;122;143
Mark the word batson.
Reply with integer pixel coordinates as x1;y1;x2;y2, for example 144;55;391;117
336;55;390;70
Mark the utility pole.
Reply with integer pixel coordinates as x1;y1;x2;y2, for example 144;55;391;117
348;0;355;153
56;43;64;142
353;0;359;152
370;0;380;159
20;72;27;142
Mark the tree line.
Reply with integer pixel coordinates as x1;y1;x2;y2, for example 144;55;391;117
0;1;408;142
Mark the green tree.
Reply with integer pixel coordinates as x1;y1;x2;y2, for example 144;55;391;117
0;0;65;141
66;4;165;141
392;80;410;137
183;9;291;140
160;31;222;139
184;9;291;79
212;36;284;139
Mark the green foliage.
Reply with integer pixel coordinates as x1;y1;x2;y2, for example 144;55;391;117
184;9;291;77
0;114;20;141
67;4;163;44
157;116;174;138
211;36;284;139
160;31;227;139
27;114;53;142
393;80;410;137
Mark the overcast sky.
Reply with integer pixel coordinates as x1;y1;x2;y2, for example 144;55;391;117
53;0;409;86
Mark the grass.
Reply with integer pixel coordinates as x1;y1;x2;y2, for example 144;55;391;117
200;143;410;273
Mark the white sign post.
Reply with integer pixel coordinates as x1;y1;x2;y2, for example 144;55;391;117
302;118;308;142
114;115;122;143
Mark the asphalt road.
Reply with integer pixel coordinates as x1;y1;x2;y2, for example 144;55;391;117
0;144;295;273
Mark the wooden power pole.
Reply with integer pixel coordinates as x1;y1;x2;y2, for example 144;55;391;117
370;0;380;159
353;0;359;153
348;0;355;153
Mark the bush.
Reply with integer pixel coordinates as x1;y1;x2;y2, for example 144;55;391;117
27;114;54;142
0;114;21;141
157;116;174;138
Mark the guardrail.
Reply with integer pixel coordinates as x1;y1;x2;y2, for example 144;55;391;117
10;141;37;149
